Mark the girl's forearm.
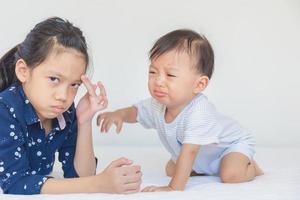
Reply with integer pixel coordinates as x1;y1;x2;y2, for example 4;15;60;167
117;106;138;123
74;122;96;176
41;173;116;194
41;176;96;194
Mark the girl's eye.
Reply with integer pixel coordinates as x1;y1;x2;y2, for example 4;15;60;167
149;71;156;74
71;83;81;89
49;77;59;83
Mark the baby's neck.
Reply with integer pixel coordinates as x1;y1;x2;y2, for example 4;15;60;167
164;94;199;123
164;105;185;123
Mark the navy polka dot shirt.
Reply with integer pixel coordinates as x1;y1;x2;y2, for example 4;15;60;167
0;83;79;194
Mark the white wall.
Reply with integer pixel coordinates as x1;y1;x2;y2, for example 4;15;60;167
1;0;299;147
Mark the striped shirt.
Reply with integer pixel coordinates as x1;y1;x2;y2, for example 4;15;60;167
135;93;255;171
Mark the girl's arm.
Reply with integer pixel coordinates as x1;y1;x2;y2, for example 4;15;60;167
41;157;142;194
73;121;96;176
74;76;108;176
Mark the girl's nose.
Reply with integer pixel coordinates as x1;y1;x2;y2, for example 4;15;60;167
54;86;68;101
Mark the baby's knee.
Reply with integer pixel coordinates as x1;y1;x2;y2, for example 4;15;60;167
220;169;245;183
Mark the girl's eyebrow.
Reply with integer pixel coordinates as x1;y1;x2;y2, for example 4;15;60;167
47;70;82;82
47;70;65;78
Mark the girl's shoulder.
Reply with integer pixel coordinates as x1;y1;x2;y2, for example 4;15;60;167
0;84;18;101
0;83;26;116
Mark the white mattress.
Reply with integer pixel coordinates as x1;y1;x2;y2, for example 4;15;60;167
1;146;300;200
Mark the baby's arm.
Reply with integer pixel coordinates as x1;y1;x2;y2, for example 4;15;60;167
97;106;137;133
169;144;200;190
142;144;199;192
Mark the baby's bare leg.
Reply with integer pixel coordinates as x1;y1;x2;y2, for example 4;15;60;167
252;159;264;176
165;159;206;177
219;152;263;183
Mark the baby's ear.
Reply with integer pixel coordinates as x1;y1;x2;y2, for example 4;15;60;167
15;59;30;83
193;75;209;94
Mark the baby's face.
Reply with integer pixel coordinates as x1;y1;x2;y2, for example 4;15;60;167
148;49;201;111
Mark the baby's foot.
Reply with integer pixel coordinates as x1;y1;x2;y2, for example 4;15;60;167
253;160;264;176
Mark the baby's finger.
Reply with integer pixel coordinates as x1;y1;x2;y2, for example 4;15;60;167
105;120;114;133
141;186;154;192
148;186;157;192
81;75;97;97
116;120;123;133
100;116;110;132
96;114;105;126
101;118;109;133
100;123;106;133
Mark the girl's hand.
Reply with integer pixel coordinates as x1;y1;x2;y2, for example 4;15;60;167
76;75;108;125
141;185;174;192
97;111;124;133
93;158;142;194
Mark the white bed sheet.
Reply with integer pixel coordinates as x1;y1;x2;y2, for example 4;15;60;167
1;146;300;200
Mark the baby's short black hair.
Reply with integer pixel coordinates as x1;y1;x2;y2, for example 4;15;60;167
149;29;214;79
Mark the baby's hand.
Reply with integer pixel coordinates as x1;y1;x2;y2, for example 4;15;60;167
97;111;124;133
141;185;173;192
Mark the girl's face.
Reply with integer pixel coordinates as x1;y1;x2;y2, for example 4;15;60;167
148;49;203;114
19;48;86;122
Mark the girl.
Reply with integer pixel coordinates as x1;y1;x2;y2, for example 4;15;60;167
0;17;141;195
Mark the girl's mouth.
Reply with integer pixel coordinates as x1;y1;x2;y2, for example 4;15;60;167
51;106;65;113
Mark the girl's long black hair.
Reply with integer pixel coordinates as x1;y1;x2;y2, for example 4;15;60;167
0;17;89;92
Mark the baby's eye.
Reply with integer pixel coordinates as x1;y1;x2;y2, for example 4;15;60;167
167;74;176;77
49;77;59;83
149;70;156;74
70;83;81;89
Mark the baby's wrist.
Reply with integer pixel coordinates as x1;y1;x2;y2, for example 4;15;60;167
167;184;175;191
168;182;184;191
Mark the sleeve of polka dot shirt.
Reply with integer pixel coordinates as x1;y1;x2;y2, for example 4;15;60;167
0;103;49;194
58;116;79;178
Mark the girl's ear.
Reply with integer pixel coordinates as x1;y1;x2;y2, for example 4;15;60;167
15;59;30;83
193;75;209;94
